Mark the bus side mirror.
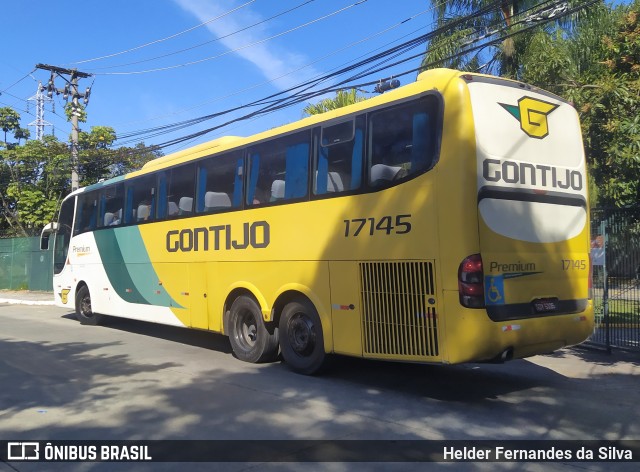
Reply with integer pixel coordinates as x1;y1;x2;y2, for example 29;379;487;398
40;222;59;250
40;234;50;250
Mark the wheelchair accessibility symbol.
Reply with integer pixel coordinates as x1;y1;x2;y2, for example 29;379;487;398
485;275;505;305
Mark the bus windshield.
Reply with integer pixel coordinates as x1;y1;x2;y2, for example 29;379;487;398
54;197;74;274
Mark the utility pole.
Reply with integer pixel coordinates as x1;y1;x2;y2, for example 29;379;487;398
35;64;92;191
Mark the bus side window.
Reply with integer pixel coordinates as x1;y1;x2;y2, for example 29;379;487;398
74;192;98;235
125;174;156;223
368;96;439;188
98;183;124;227
314;116;364;196
247;130;310;206
124;186;135;224
158;163;195;219
196;152;242;213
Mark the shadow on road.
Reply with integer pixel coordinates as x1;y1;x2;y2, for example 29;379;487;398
1;313;636;454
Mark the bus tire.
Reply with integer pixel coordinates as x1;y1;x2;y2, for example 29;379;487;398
228;295;279;363
75;285;103;326
279;298;327;375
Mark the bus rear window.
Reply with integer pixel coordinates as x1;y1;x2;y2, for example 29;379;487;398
368;95;440;188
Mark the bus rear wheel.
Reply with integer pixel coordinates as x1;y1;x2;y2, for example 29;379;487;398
279;299;327;375
228;295;279;363
75;285;103;326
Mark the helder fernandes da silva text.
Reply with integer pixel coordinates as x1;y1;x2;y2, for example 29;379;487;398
444;445;633;461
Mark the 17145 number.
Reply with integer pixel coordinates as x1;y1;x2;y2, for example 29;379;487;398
343;214;412;237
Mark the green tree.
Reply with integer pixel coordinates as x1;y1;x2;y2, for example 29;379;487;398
0;135;71;236
0;102;162;236
77;126;162;185
64;102;88;123
14;128;30;144
77;126;118;185
421;0;579;78
577;3;640;206
421;0;524;77
303;89;367;116
0;107;21;146
520;2;640;206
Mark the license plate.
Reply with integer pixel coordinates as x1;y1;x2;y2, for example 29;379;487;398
532;298;558;313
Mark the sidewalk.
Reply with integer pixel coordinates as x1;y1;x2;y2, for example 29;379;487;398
0;290;55;306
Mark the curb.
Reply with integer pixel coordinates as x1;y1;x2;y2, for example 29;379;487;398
0;298;56;306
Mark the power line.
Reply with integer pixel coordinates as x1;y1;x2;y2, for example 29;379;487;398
149;0;597;151
0;70;35;95
112;0;595;154
90;0;370;75
86;0;317;71
70;0;260;65
113;0;509;143
109;1;444;129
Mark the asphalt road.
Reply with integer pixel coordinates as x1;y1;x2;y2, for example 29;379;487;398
0;303;638;472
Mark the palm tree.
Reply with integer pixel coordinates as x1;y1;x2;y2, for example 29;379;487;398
519;2;616;95
302;89;367;116
421;0;562;78
0;107;21;145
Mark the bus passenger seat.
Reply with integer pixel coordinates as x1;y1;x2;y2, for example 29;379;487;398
103;212;114;226
205;191;231;211
137;205;150;221
271;180;285;201
179;197;193;214
168;201;179;217
370;164;401;185
327;172;344;193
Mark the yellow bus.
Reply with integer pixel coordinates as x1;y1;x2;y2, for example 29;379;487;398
41;68;594;374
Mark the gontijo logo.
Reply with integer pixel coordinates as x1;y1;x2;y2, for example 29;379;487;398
499;96;559;139
59;288;71;304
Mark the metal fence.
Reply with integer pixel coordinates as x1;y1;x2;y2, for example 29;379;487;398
0;237;53;292
589;207;640;352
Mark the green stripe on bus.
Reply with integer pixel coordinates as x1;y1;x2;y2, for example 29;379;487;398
94;227;182;308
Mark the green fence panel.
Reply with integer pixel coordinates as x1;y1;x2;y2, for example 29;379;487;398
0;237;53;291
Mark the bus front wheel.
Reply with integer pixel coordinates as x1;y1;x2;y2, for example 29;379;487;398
228;295;279;363
279;299;327;375
75;285;103;326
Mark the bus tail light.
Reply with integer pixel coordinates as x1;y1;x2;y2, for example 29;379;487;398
459;254;485;308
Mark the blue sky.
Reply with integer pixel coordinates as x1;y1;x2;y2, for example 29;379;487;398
0;0;434;154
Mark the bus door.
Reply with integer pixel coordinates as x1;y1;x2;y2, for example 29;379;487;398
467;76;590;322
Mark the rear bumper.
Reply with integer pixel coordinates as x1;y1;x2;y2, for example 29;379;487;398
442;291;594;363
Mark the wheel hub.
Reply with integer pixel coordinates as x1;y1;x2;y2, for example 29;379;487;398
288;313;315;356
238;312;257;347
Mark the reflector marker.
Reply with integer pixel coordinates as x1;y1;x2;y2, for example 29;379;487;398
332;304;355;310
502;324;521;332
